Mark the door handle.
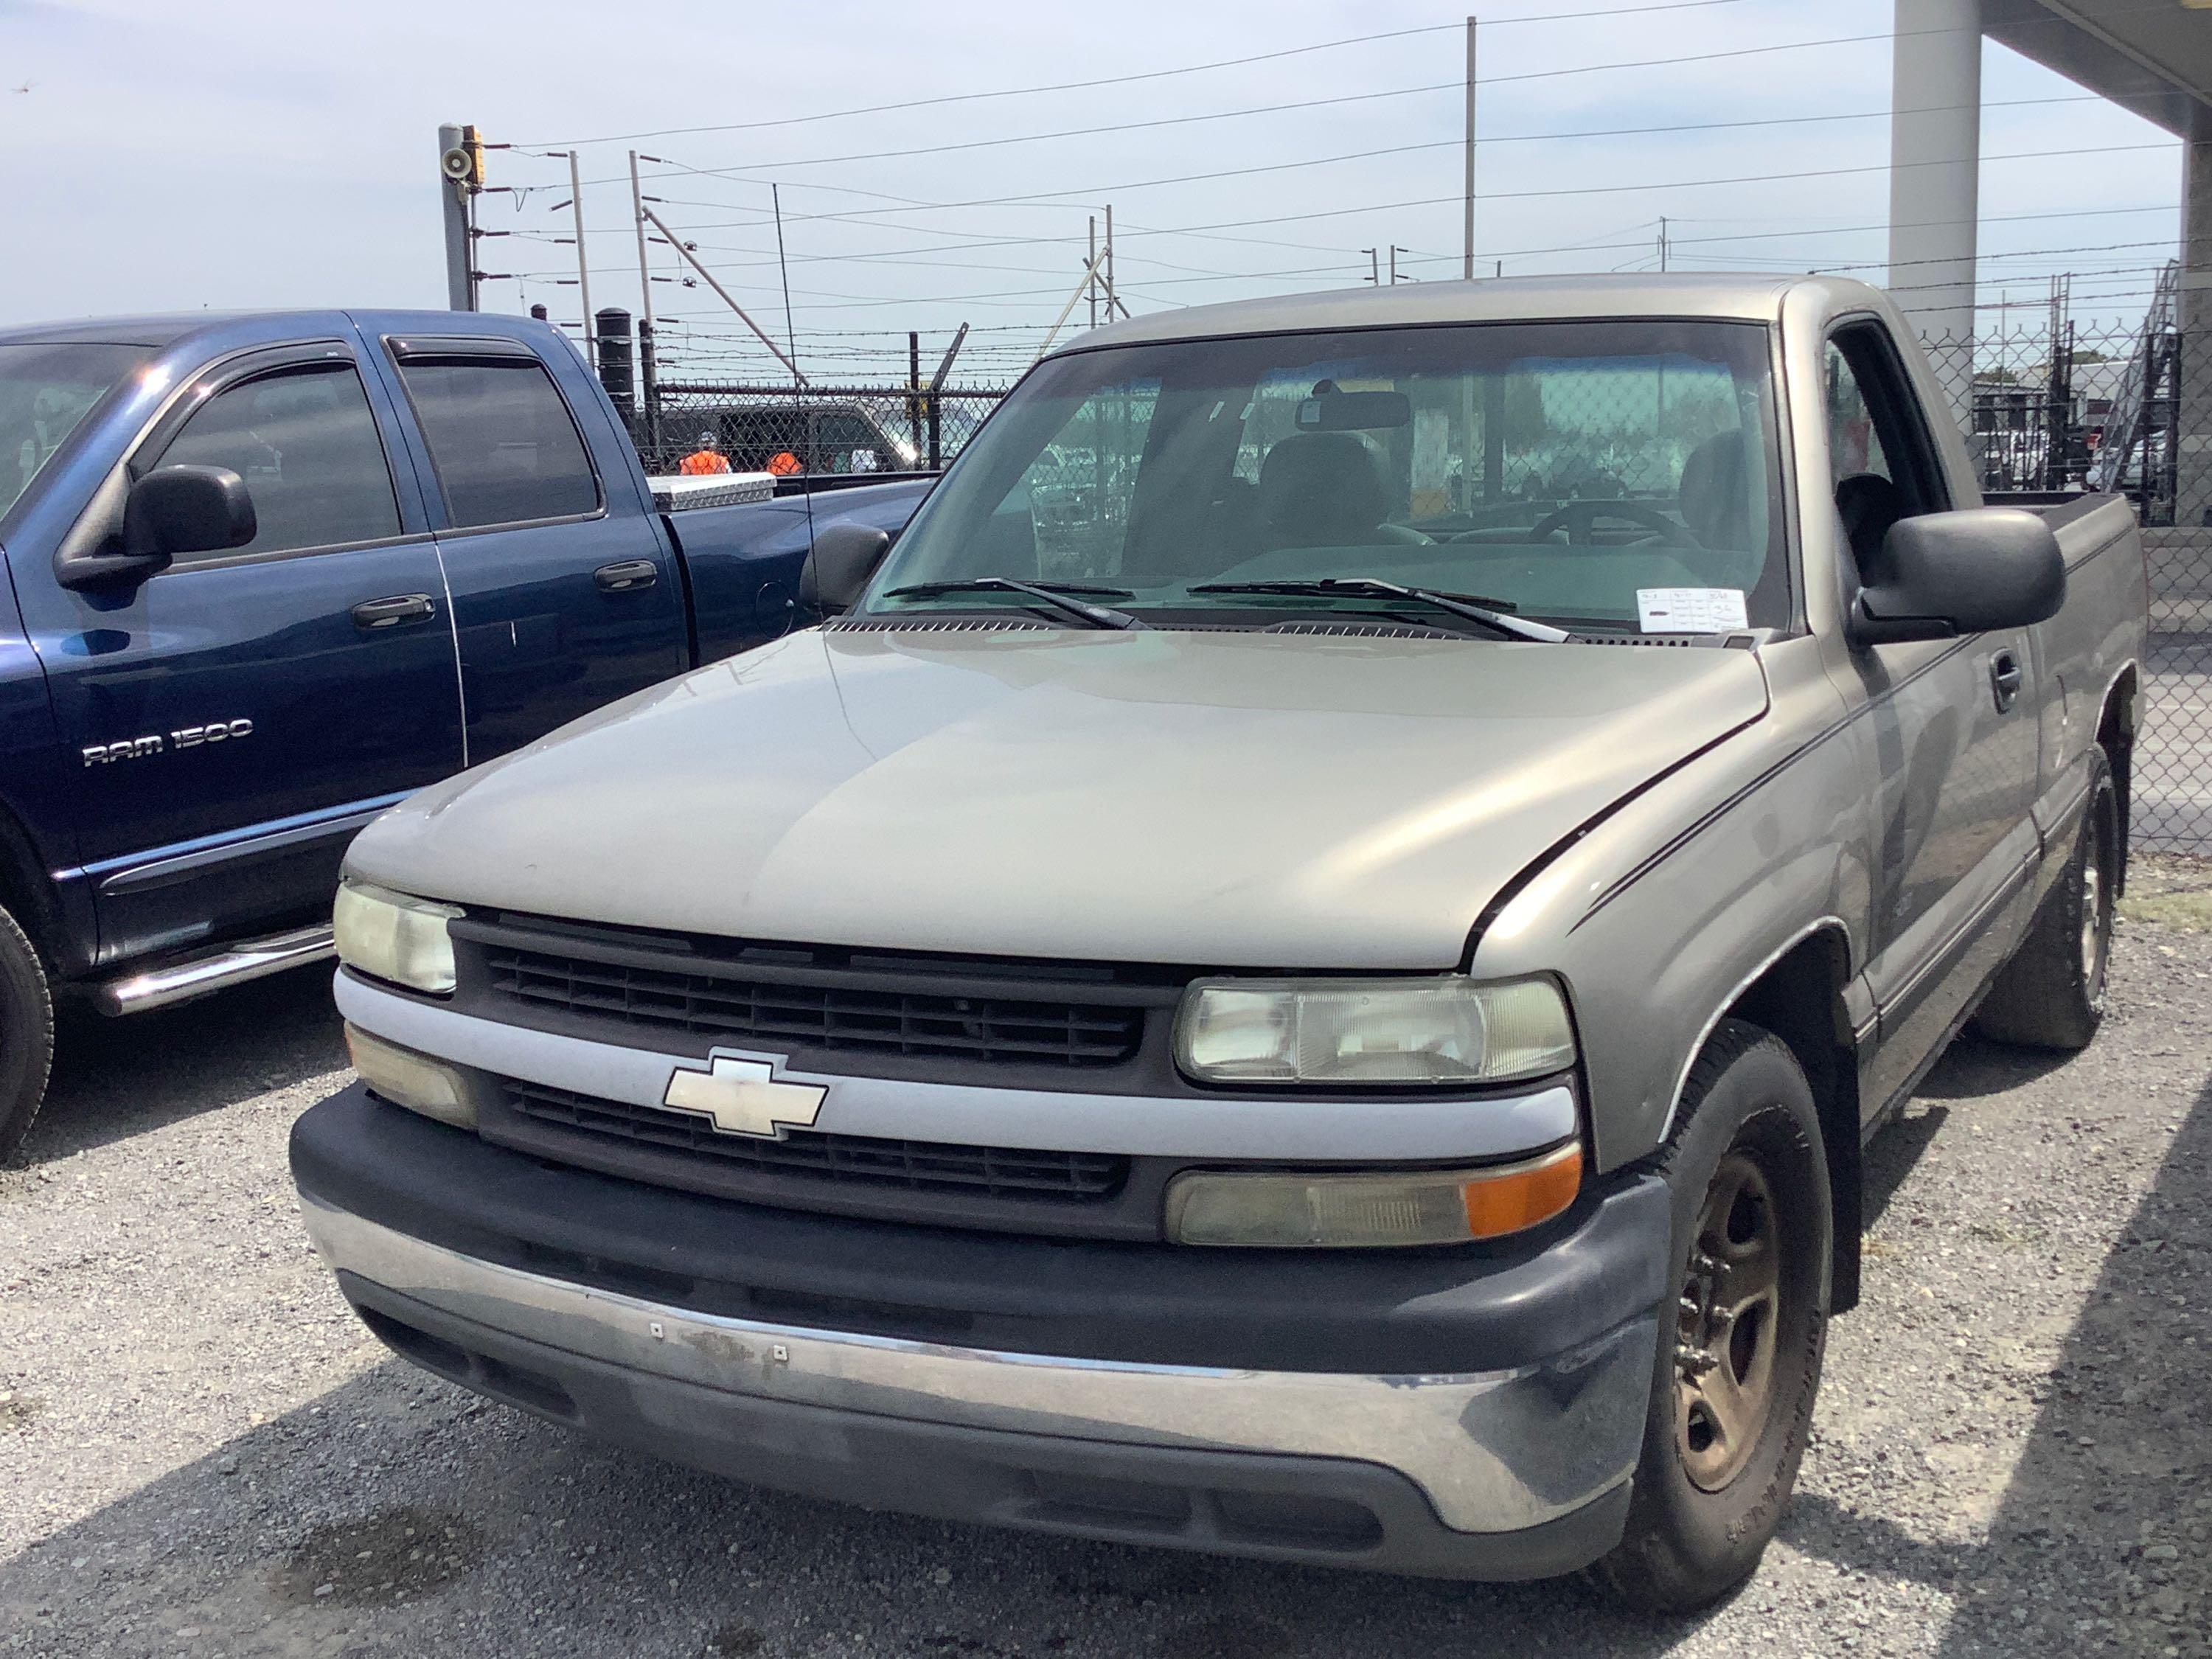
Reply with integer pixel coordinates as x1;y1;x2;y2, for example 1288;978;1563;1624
594;560;660;593
351;593;436;631
1989;649;2023;712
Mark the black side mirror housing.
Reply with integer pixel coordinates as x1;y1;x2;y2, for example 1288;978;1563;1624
799;521;893;614
1848;507;2065;647
126;465;257;562
59;465;256;591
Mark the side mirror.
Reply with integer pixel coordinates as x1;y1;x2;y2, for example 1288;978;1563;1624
799;521;892;613
1848;507;2065;647
127;465;257;562
55;465;257;591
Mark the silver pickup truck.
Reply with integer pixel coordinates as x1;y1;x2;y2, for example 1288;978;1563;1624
290;276;2147;1613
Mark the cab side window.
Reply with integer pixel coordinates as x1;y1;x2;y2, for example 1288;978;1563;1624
1823;343;1891;489
398;358;599;529
156;364;401;563
1823;324;1949;573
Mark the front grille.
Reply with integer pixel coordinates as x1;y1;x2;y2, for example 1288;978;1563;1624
503;1079;1127;1201
482;945;1144;1068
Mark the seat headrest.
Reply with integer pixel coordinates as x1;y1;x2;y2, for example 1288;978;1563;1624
1256;432;1390;546
1835;471;1907;572
1679;432;1750;550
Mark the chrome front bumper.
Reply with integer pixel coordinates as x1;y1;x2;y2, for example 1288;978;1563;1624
302;1194;1656;1537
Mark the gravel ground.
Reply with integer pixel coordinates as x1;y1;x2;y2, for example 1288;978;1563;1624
1;921;2207;1658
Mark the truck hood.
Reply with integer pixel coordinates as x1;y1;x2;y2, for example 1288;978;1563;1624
349;627;1770;969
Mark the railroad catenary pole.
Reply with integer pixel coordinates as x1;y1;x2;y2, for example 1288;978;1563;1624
628;150;661;458
1104;204;1119;320
1462;17;1477;281
566;149;595;369
439;122;473;310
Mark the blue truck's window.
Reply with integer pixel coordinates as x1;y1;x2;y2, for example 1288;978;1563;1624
157;364;402;561
1;341;154;516
397;359;599;529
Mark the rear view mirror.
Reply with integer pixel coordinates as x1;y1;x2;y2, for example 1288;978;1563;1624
800;521;893;613
1848;507;2065;647
1295;389;1410;432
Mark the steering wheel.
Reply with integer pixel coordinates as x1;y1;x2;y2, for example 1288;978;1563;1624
1526;500;1691;548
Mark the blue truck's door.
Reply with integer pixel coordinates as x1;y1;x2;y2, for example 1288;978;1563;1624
18;339;465;964
373;331;687;762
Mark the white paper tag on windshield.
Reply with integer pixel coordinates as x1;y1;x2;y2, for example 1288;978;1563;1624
1637;588;1749;634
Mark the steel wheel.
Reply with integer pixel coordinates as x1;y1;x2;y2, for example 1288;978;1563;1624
1674;1150;1782;1493
2080;835;2111;1012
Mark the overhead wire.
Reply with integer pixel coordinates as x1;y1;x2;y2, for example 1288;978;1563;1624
517;0;1776;148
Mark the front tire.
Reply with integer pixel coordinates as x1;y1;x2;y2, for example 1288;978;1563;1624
0;902;55;1161
1971;745;2118;1051
1592;1020;1832;1614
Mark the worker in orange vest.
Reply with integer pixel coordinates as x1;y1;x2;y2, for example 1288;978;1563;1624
678;430;732;476
766;449;803;477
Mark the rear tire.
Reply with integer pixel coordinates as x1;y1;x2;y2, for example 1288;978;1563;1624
1971;746;2117;1052
0;902;54;1161
1591;1020;1832;1614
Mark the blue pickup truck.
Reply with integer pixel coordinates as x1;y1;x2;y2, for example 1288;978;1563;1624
0;309;925;1154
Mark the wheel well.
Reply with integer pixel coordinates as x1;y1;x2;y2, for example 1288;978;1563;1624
1723;928;1863;1313
2098;666;2136;888
0;801;65;975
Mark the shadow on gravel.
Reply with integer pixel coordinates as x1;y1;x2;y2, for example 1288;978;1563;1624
1862;1100;1949;1230
1860;1034;2079;1228
1789;1075;2212;1657
14;961;344;1168
0;1349;1724;1659
1910;1032;2079;1101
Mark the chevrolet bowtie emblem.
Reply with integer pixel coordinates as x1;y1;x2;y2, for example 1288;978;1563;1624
662;1053;827;1139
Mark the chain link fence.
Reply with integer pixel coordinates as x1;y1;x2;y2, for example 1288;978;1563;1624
1921;313;2208;853
616;383;1006;479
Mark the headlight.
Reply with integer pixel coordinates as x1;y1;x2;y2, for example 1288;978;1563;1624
345;1024;479;1130
333;878;462;995
1174;976;1574;1086
1166;1143;1583;1247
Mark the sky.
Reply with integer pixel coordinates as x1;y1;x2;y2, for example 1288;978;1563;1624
0;0;2188;383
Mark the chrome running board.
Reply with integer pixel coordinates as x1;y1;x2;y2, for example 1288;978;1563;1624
95;924;335;1015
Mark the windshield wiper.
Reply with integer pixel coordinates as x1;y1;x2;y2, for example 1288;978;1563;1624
883;577;1147;631
1186;579;1571;643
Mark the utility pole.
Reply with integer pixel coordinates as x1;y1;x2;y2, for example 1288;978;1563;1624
438;122;475;310
908;331;923;467
1088;216;1098;330
566;150;594;369
628;150;660;459
1104;203;1120;320
1658;217;1669;274
1364;248;1380;285
1462;16;1478;280
1390;246;1413;283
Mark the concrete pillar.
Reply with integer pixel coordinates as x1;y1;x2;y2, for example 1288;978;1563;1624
2178;105;2212;526
1888;0;1982;430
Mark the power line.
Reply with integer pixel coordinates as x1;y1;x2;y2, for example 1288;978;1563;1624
606;133;2174;264
1083;142;2180;244
564;1;2183;199
630;88;2110;183
518;0;1771;149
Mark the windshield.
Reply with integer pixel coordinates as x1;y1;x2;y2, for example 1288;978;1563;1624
869;319;1786;633
0;341;156;519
